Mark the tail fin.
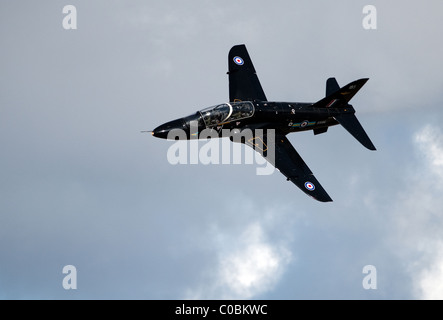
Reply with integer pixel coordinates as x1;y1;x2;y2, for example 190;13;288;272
312;78;369;109
313;78;340;135
326;77;340;96
334;114;376;150
313;78;376;150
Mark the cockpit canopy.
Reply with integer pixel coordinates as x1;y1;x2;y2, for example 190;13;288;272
199;101;254;128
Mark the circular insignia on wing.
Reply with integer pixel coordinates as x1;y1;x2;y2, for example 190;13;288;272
233;56;244;65
304;181;315;191
300;120;309;128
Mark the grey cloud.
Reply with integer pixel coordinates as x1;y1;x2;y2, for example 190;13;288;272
1;0;443;299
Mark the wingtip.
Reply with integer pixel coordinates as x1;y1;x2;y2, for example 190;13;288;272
311;193;333;203
366;142;377;151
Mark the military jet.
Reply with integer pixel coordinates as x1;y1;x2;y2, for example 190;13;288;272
151;44;376;202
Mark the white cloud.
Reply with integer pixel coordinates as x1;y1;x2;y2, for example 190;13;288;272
394;125;443;299
185;208;293;299
415;125;443;178
415;242;443;299
216;223;292;299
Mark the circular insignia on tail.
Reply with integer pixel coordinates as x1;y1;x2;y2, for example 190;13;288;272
233;56;244;65
304;181;315;191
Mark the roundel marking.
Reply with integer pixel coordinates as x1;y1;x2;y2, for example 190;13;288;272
304;181;315;191
300;120;309;128
233;56;244;65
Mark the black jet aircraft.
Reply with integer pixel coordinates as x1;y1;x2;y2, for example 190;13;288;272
151;44;376;202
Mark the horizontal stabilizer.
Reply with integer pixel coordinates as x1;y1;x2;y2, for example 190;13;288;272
334;114;376;150
313;78;369;109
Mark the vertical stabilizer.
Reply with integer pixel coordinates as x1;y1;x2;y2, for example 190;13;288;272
326;77;340;96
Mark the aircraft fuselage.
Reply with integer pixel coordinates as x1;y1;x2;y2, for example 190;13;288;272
152;100;355;139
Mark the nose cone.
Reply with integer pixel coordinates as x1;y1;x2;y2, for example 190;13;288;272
152;118;186;139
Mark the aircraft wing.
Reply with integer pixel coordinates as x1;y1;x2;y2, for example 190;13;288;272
228;44;267;102
243;131;333;202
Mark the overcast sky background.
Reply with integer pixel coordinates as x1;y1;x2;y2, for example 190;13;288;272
1;0;443;299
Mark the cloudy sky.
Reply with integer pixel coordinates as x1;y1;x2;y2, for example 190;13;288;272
1;0;443;299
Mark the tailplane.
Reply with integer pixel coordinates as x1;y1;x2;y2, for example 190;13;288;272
313;78;376;150
313;78;369;109
334;113;376;150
